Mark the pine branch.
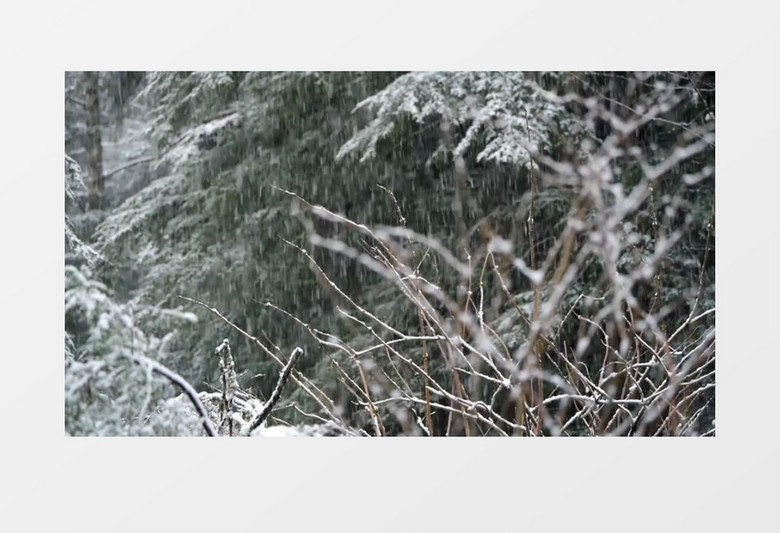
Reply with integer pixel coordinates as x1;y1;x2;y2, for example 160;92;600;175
103;156;155;179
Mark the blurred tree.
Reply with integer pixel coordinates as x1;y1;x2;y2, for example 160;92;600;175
83;71;104;209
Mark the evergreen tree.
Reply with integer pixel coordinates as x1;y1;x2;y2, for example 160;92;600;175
64;71;715;436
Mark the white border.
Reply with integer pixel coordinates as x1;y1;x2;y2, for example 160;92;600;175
0;1;778;531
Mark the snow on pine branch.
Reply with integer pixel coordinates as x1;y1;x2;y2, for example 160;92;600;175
65;154;102;264
336;71;574;166
154;110;241;173
65;154;86;201
93;173;187;252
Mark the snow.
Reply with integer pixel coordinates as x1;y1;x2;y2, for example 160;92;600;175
337;71;574;169
252;421;352;437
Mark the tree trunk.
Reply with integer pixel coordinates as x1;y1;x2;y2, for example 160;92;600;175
84;71;104;210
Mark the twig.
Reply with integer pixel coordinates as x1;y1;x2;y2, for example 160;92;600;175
178;295;345;426
247;348;303;434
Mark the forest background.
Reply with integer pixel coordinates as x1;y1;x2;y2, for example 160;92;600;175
65;71;715;437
